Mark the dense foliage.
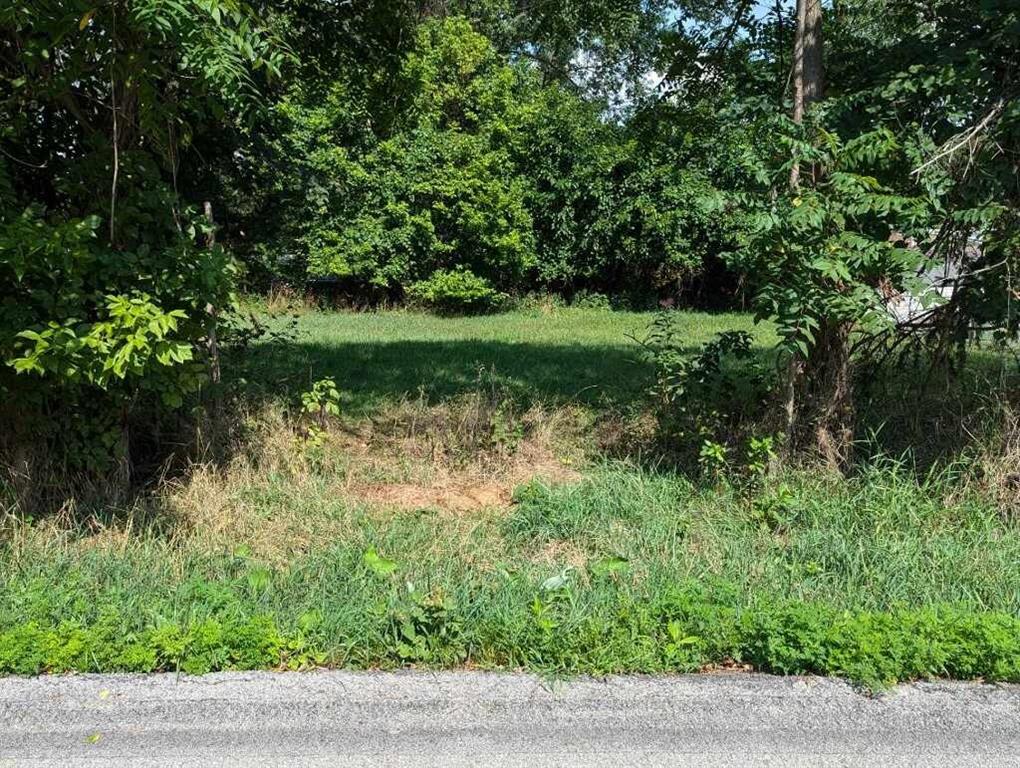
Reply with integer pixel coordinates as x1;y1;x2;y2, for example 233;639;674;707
2;0;1019;471
235;14;737;301
0;0;284;473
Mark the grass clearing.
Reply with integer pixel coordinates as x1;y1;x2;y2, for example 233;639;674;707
237;305;773;413
2;307;1019;686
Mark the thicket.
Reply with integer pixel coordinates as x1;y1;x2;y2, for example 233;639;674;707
228;15;739;304
0;0;290;491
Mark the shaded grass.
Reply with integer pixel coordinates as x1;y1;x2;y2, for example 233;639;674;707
854;348;1020;468
235;307;774;414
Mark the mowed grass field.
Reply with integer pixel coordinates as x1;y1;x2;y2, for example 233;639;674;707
3;307;1020;685
239;306;774;412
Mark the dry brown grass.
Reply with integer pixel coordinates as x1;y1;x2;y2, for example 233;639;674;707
0;386;612;565
262;283;319;314
529;538;589;571
331;392;585;510
959;399;1020;521
141;395;589;562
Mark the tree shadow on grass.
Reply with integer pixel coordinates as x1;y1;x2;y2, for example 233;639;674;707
853;355;1020;471
233;338;660;414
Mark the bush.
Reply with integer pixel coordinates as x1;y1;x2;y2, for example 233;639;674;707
0;1;280;478
407;269;508;315
273;18;537;297
640;313;771;463
241;16;743;303
1;197;234;477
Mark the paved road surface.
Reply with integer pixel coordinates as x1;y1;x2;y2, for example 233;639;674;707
1;671;1018;766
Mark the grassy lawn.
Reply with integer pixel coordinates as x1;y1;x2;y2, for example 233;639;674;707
2;307;1019;686
238;306;774;412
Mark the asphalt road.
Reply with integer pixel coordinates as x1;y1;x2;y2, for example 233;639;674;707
1;671;1018;767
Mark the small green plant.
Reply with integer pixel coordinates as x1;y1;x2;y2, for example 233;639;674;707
531;567;575;636
698;439;729;480
745;434;777;483
750;483;795;532
662;620;702;667
363;547;399;578
571;291;612;310
388;585;465;664
406;269;508;315
489;402;524;453
300;377;341;445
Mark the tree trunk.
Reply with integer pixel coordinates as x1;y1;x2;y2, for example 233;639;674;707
784;0;854;467
783;0;826;446
788;0;853;467
809;318;854;468
204;202;222;436
790;0;824;186
793;0;824;121
775;0;786;107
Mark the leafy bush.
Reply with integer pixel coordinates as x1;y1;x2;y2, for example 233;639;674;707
1;195;235;475
303;129;537;294
267;18;536;296
407;269;507;315
387;586;466;665
640;313;770;461
0;0;282;476
241;16;741;303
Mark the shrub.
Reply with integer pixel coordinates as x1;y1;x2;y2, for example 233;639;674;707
640;313;771;463
0;1;282;479
407;269;508;315
278;18;537;296
1;201;234;477
242;16;742;302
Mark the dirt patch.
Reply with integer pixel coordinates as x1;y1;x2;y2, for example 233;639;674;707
339;397;585;514
351;453;581;514
355;481;509;514
171;397;589;527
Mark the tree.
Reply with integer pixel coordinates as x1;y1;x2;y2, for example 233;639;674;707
783;0;834;456
719;0;941;466
235;12;739;302
0;0;284;481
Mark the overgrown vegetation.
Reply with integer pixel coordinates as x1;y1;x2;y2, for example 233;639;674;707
4;449;1020;688
2;309;1020;685
2;1;1019;683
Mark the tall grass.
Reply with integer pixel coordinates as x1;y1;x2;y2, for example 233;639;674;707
3;457;1019;682
2;307;1019;683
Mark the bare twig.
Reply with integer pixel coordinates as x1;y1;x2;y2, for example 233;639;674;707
912;99;1005;177
110;68;119;246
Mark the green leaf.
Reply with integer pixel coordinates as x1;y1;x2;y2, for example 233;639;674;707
590;556;630;576
363;547;398;577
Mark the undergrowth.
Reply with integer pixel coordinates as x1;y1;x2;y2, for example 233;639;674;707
1;576;1018;689
3;309;1020;688
3;456;1020;688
